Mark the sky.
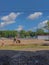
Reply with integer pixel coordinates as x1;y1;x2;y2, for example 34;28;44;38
0;0;49;31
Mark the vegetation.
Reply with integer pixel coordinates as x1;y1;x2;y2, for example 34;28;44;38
0;21;49;38
0;31;18;38
0;30;48;38
0;30;35;38
44;21;49;33
0;44;49;50
36;29;45;35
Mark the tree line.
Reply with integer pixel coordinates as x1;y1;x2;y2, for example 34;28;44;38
0;21;49;38
0;30;48;38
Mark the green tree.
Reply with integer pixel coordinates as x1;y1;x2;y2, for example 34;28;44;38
25;31;30;38
0;31;18;38
25;31;35;38
36;29;44;35
44;21;49;40
44;21;49;33
20;30;26;38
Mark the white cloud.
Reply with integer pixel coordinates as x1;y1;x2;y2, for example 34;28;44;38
27;12;43;20
0;22;5;27
0;12;21;27
16;25;23;31
1;12;21;22
0;21;15;27
38;20;48;28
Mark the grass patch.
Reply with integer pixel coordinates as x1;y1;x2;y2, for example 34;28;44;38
0;44;49;50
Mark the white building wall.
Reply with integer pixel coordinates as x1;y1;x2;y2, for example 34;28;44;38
37;35;49;40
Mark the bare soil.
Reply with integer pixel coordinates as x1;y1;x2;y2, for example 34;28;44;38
0;38;49;45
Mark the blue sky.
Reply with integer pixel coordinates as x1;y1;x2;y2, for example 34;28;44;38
0;0;49;31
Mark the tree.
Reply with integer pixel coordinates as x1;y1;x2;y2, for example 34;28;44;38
25;31;30;38
0;31;18;38
26;31;35;38
44;21;49;33
44;21;49;40
36;29;44;35
20;30;26;38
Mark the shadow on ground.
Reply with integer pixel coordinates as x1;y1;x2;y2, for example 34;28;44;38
0;50;49;65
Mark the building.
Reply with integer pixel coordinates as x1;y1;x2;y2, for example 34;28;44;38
37;34;49;40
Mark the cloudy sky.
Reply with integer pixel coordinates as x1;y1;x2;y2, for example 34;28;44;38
0;0;49;31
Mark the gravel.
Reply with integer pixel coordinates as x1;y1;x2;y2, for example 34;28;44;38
0;50;49;65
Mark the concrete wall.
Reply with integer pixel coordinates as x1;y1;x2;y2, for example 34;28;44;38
37;35;49;40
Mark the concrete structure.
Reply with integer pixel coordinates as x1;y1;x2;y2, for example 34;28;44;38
37;35;49;40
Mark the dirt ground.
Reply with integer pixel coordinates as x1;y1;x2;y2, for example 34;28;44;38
0;50;49;65
0;38;49;46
